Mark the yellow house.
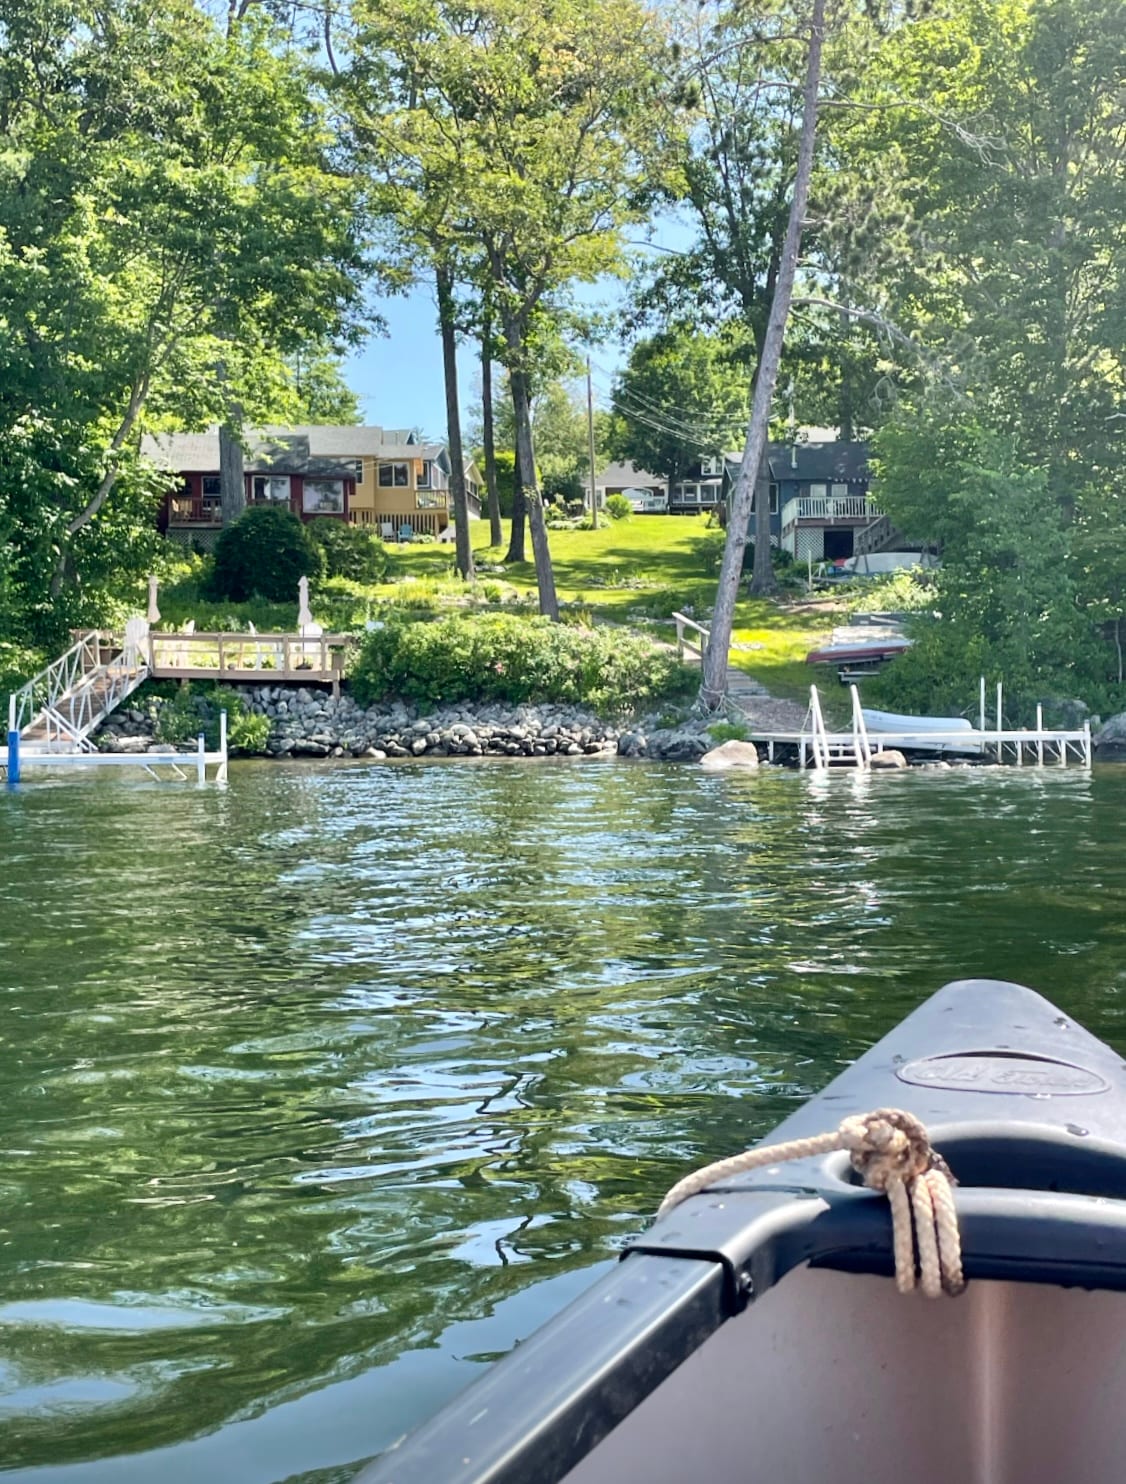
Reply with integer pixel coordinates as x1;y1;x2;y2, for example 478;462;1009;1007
264;426;471;539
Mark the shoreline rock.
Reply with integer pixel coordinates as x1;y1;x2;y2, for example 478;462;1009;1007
93;685;718;764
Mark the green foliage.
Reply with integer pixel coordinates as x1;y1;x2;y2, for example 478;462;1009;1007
604;494;633;522
151;684;268;754
0;641;47;703
0;0;371;650
349;613;697;715
208;508;322;604
706;720;749;743
607;330;747;489
307;520;388;584
846;570;938;615
870;409;1094;720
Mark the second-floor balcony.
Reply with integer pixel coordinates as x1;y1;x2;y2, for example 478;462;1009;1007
781;493;881;529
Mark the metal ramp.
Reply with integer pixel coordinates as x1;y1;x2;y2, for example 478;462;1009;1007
6;628;149;754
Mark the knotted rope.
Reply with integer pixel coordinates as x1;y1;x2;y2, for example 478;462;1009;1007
658;1107;964;1298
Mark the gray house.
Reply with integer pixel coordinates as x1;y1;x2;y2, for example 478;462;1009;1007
722;439;891;562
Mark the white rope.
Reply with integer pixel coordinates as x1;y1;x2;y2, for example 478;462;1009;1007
658;1107;965;1298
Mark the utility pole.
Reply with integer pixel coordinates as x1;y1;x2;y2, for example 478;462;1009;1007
586;355;598;530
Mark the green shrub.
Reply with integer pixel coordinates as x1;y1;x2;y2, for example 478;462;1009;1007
349;613;698;715
0;641;47;702
153;683;268;754
706;720;749;743
307;519;388;583
605;493;633;521
207;507;322;603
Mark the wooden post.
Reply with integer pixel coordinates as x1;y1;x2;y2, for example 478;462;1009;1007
218;636;226;675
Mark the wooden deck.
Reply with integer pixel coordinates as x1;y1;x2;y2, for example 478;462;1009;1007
147;632;350;695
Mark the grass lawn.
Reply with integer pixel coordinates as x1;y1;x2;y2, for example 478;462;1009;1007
156;515;839;707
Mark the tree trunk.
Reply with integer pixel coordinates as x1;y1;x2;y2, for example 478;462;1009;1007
505;371;528;562
481;311;503;549
701;0;826;706
436;264;475;582
219;422;245;526
503;321;559;618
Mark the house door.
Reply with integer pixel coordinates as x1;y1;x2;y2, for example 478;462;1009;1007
823;527;854;560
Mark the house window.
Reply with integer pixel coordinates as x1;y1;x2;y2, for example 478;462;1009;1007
251;475;291;504
700;455;723;476
201;475;221;515
303;479;345;514
378;462;410;487
417;460;432;489
769;482;779;513
831;483;849;498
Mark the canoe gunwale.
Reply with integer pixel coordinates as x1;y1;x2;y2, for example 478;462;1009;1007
354;980;1126;1484
626;1180;1126;1302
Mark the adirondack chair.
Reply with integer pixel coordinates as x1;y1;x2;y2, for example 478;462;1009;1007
398;523;414;543
122;616;150;670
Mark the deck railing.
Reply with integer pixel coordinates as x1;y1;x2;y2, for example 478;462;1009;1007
781;494;882;529
148;631;350;682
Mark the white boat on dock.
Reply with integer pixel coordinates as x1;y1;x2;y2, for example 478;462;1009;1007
861;708;985;756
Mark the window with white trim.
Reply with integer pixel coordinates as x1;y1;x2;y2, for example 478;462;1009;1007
378;462;410;488
416;460;432;489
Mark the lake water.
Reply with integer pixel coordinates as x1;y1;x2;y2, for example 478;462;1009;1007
2;759;1125;1481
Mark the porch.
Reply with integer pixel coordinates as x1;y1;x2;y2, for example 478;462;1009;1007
781;494;883;560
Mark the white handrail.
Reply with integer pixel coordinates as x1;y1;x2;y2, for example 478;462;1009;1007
809;684;830;771
7;630;103;734
850;684;872;769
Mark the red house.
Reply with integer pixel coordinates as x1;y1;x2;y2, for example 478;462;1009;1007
142;431;356;549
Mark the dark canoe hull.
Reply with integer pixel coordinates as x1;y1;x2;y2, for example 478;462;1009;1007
356;980;1126;1484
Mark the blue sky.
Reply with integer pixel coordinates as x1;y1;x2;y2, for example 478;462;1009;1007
341;218;691;440
342;280;630;442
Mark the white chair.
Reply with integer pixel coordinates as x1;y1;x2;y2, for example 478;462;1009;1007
122;616;150;669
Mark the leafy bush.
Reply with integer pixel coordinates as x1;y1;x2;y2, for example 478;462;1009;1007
0;641;46;703
153;683;269;754
207;507;322;603
307;519;388;583
605;493;633;521
706;720;749;743
349;613;698;715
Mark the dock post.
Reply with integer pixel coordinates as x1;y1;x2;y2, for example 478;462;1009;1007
197;731;206;784
979;676;985;735
218;709;229;783
996;681;1003;763
1036;705;1044;766
1084;721;1092;767
6;728;19;786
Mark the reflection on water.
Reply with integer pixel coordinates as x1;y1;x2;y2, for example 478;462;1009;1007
1;760;1124;1480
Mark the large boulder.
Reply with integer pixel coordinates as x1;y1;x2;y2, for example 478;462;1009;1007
700;739;760;771
1095;712;1126;757
870;748;908;770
